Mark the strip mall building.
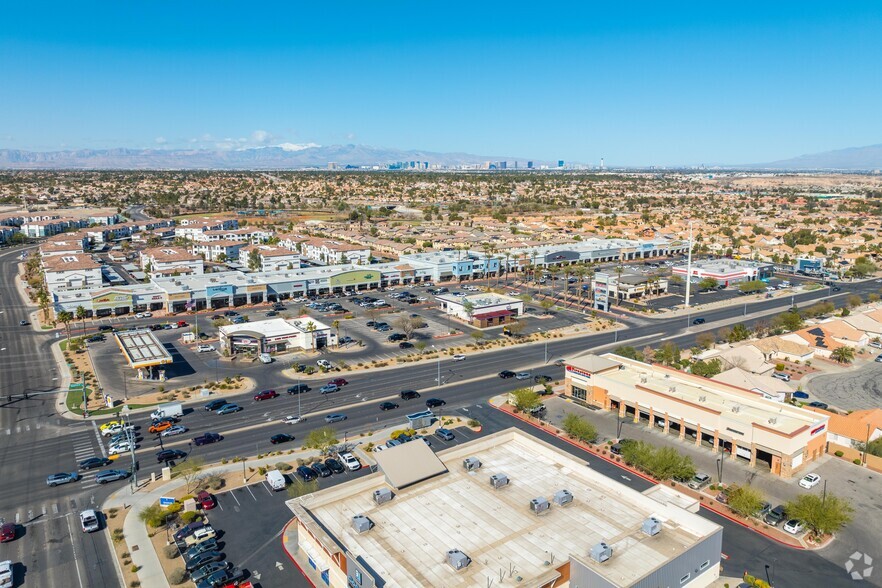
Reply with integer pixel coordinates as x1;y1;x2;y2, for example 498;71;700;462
564;354;828;478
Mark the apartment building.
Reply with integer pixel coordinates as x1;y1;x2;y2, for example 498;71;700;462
140;247;204;276
302;238;371;265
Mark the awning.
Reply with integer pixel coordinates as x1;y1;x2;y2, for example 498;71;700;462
473;309;513;320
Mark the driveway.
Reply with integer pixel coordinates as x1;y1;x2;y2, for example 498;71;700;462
806;360;882;410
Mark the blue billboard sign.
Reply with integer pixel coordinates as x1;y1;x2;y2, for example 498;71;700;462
206;284;234;298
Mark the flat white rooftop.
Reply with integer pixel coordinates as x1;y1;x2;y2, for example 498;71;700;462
219;316;330;338
115;329;173;369
290;429;720;588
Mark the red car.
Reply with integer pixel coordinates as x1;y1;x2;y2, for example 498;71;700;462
0;522;16;542
253;390;279;401
328;378;348;387
196;490;216;510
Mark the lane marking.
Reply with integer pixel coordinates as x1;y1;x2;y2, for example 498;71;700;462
65;512;86;588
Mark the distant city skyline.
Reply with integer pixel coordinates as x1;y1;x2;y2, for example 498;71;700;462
2;2;882;165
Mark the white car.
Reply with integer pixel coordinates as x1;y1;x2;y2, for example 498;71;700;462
143;311;152;317
135;313;145;319
196;344;215;353
160;425;188;437
798;473;821;489
101;423;135;437
417;296;427;301
339;452;361;471
783;519;804;535
80;509;100;533
515;372;531;380
373;444;387;452
508;290;520;295
0;560;12;588
107;440;133;455
283;415;305;425
317;359;333;369
452;354;466;362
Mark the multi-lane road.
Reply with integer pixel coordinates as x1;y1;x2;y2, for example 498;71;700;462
0;241;878;587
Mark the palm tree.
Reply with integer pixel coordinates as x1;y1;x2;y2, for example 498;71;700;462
36;288;51;323
58;310;73;346
331;319;341;345
305;321;318;350
503;252;512;286
75;305;87;336
830;346;855;364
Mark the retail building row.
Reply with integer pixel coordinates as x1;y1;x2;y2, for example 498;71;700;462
563;354;829;478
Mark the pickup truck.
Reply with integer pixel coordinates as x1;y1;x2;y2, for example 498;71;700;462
193;432;222;446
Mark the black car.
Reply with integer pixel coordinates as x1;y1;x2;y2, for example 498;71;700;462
211;315;224;320
400;390;421;400
265;310;278;317
196;567;245;588
692;318;706;325
832;286;841;292
173;520;206;542
498;370;516;379
190;561;231;583
312;462;333;478
272;304;285;311
270;433;294;445
764;505;787;526
533;374;553;384
98;325;114;332
324;458;345;474
156;449;187;463
296;465;317;481
223;310;238;317
807;401;829;410
379;401;399;411
185;551;224;572
366;321;376;328
193;432;222;446
204;399;227;411
78;457;112;470
86;334;105;343
149;324;164;331
398;341;414;349
287;384;311;395
185;538;218;561
425;398;446;408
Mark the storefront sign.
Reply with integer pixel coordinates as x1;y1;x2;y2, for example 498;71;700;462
92;290;132;311
207;284;234;298
566;365;592;379
167;292;191;302
810;424;826;436
246;284;265;293
330;270;378;287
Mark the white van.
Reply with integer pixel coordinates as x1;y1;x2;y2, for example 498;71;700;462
80;509;100;533
266;469;286;491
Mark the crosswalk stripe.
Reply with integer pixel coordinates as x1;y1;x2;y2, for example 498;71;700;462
14;512;20;524
52;503;59;515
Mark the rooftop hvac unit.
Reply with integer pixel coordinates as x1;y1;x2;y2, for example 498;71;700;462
447;549;471;571
463;457;482;472
553;489;573;506
352;515;374;534
642;517;662;537
373;488;393;505
489;474;509;489
589;542;613;563
530;497;550;514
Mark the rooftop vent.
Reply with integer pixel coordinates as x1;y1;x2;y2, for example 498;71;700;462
446;549;471;571
553;489;574;506
530;496;550;515
642;517;662;536
489;474;509;489
698;395;706;402
669;386;677;393
463;457;482;472
768;417;778;425
639;375;648;383
589;542;613;563
373;488;393;505
731;405;741;414
352;515;374;534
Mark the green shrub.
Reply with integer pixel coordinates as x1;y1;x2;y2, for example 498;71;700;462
163;544;179;559
276;462;293;472
834;450;844;457
168;568;187;585
854;458;863;465
179;511;200;524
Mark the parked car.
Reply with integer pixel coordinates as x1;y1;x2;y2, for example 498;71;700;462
435;428;455;441
193;432;222;446
387;333;407;342
173;521;206;542
183;525;217;546
687;473;711;490
324;458;345;474
379;401;399;411
190;561;231;583
312;462;333;478
339;452;361;471
196;344;215;353
185;551;224;572
270;433;295;445
204;399;227;411
216;403;242;415
400;390;421;400
425;398;446;408
95;469;129;484
325;413;347;423
498;370;516;379
185;538;218;561
807;401;829;410
296;465;317;481
254;389;279;401
764;505;787;526
160;425;188;438
316;359;333;369
399;341;414;349
195;567;245;588
783;519;805;535
156;449;188;462
287;384;311;395
798;473;821;489
320;383;339;394
78;457;111;470
0;560;11;588
196;490;216;510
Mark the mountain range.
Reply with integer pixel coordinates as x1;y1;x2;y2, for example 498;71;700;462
0;144;533;170
740;143;882;171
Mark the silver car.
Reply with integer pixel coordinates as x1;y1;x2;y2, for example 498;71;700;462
47;472;79;487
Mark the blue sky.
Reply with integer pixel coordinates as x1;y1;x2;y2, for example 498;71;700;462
2;1;882;165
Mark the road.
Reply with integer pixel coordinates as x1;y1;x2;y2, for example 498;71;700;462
0;238;878;587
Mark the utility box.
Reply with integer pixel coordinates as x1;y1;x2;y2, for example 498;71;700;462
553;489;573;506
463;457;481;472
446;549;471;571
530;497;550;514
352;515;374;534
590;542;612;563
489;474;509;489
642;517;662;536
373;488;393;505
406;410;435;430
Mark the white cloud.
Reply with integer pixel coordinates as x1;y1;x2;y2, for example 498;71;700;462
276;142;321;152
346;132;357;140
154;136;167;145
250;130;275;145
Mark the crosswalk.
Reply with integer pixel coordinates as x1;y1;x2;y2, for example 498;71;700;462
4;421;42;435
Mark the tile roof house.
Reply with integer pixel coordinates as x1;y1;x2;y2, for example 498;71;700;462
803;407;882;447
815;319;870;347
712;367;792;402
751;337;814;363
781;326;846;358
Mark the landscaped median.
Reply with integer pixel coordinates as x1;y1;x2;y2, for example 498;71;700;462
492;393;849;550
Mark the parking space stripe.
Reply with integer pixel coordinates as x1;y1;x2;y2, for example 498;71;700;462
230;491;241;506
261;481;274;496
244;484;257;501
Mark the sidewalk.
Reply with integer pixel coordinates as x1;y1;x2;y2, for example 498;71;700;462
104;425;402;588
